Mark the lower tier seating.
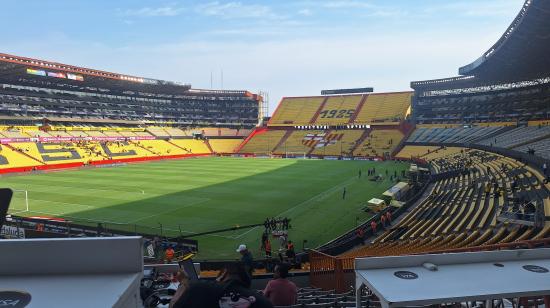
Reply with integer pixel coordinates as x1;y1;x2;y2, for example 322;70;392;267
342;147;550;259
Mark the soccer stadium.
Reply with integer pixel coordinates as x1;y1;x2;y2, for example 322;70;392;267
0;0;549;307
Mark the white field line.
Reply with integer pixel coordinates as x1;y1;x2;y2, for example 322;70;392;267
15;183;161;196
233;176;357;239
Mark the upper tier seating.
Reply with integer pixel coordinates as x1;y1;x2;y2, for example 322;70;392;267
314;95;363;126
269;97;325;126
354;92;411;124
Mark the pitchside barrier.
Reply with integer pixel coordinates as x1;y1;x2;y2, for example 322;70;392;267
4;215;198;253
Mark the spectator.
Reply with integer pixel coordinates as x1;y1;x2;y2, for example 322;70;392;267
165;246;175;263
370;220;377;234
386;211;392;225
356;227;365;245
173;263;273;308
237;244;254;276
380;214;387;228
264;238;272;257
263;263;298;306
285;241;296;262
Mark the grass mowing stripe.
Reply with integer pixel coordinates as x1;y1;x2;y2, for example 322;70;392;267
3;157;410;259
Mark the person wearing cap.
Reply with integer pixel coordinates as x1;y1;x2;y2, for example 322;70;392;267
237;244;254;276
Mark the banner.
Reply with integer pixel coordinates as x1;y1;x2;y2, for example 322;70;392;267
1;225;25;239
0;135;156;144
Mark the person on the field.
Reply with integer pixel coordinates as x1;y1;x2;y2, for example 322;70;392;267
262;263;297;306
237;244;254;276
358;169;362;178
342;187;347;199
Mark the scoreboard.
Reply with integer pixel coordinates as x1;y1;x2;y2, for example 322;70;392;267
321;87;374;95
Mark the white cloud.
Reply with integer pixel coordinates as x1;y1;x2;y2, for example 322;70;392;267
297;9;313;16
196;2;285;20
122;6;184;17
321;1;375;9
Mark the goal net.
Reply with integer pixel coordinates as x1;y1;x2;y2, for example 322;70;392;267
284;152;306;159
9;189;29;215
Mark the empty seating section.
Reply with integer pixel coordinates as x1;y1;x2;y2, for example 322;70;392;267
353;130;404;157
408;126;505;143
309;130;364;156
0;130;29;138
146;127;170;138
269;97;325;125
0;144;42;169
515;139;550;159
169;139;211;154
164;128;186;137
407;124;550;161
354;92;412;124
477;125;550;148
395;145;440;159
239;130;287;154
209;139;243;153
342;147;550;259
315;95;362;125
273;130;324;155
137;140;187;156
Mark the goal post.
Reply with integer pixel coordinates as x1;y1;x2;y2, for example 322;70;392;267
284;152;306;159
9;189;29;214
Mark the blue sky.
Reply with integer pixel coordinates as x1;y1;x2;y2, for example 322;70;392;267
0;0;523;113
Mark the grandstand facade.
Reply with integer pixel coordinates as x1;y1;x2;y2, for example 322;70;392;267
0;53;260;173
239;92;413;159
0;53;261;127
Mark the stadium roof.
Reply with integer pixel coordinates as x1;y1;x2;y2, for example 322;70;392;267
459;0;550;80
412;0;550;91
0;52;193;95
0;53;258;98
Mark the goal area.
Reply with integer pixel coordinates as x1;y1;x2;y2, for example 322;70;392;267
8;189;29;214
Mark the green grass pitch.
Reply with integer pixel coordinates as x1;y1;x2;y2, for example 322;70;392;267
2;157;409;259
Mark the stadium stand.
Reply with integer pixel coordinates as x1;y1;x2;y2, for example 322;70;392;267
208;139;243;154
239;129;287;154
352;129;404;158
344;147;549;259
353;92;412;124
313;95;363;126
268;97;326;126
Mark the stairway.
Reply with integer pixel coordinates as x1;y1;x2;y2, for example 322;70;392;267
348;94;368;123
309;97;329;124
349;129;371;155
272;130;294;154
